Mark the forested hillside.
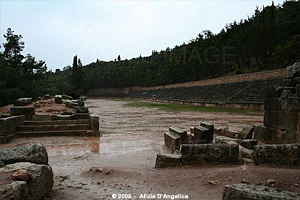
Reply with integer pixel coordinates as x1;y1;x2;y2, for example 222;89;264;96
81;1;299;88
0;1;299;106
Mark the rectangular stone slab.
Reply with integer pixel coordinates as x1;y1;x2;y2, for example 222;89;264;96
164;131;181;151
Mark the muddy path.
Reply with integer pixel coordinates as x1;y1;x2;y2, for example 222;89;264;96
1;99;299;200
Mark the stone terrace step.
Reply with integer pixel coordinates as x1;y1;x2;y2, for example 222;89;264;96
17;124;90;132
23;119;90;126
16;130;94;137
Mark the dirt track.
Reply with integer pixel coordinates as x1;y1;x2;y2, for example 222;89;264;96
1;99;300;200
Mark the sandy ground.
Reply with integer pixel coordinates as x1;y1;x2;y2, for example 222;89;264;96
1;98;300;200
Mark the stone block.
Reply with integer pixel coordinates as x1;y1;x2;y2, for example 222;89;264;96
180;144;207;164
169;126;188;144
280;89;294;99
54;95;63;104
155;153;182;168
0;143;48;165
0;116;25;142
206;143;239;164
253;144;300;166
264;86;283;99
215;136;241;144
240;126;254;139
180;143;239;164
200;121;214;131
75;106;89;113
239;146;253;159
240;139;257;149
194;126;213;144
0;181;28;200
90;114;99;131
283;78;297;87
286;97;300;111
164;132;181;151
264;110;299;131
62;94;73;100
14;98;33;106
264;98;281;111
254;125;299;144
10;106;35;120
286;62;300;78
296;84;300;97
2;162;54;200
223;183;300;200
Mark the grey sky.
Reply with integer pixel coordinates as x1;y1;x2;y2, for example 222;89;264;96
0;0;283;71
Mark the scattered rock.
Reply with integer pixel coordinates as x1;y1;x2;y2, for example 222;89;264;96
280;90;294;99
286;62;300;78
89;167;103;173
241;178;250;184
241;165;247;171
208;180;220;185
76;106;89;113
294;184;299;187
267;179;277;185
14;98;33;106
105;170;114;175
12;169;31;181
44;94;51;99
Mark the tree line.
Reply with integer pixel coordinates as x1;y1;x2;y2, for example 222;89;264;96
81;1;300;88
1;1;299;106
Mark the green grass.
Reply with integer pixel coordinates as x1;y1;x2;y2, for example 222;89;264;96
124;100;263;116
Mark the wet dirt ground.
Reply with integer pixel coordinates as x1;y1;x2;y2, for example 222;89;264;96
1;99;300;200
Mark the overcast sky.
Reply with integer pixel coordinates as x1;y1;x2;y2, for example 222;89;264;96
0;0;284;71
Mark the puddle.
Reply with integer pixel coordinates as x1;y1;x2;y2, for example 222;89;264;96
47;142;100;156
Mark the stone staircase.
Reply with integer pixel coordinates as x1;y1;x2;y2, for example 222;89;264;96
16;114;100;137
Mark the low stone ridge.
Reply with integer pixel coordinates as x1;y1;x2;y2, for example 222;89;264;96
223;183;300;200
253;144;300;166
0;143;48;165
1;162;53;200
